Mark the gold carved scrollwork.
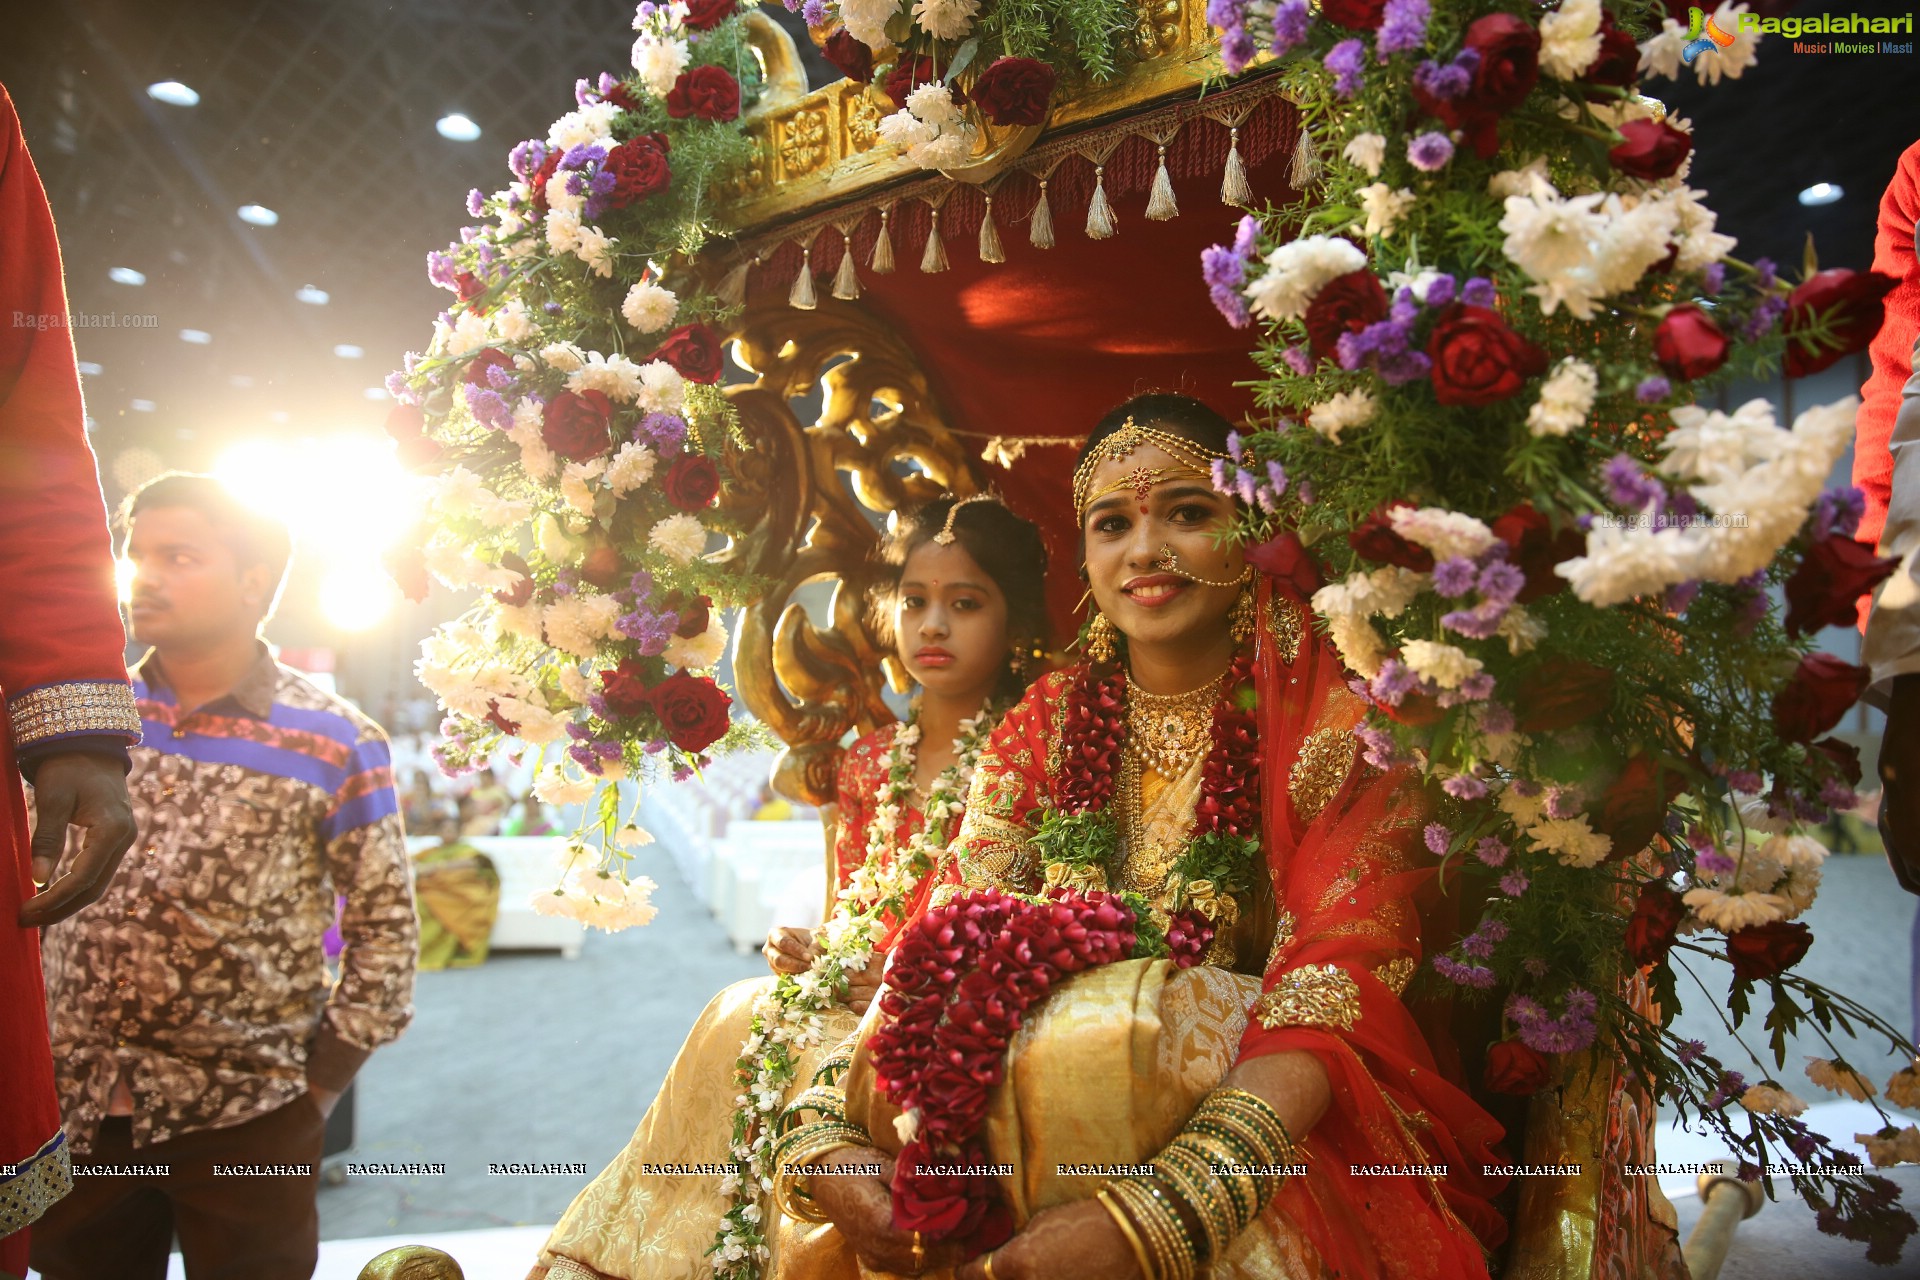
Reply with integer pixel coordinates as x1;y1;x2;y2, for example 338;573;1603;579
715;304;982;805
779;105;832;179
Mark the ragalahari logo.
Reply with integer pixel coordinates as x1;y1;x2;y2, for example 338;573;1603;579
1680;6;1737;63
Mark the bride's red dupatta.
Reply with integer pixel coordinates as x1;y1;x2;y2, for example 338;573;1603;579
1239;575;1509;1280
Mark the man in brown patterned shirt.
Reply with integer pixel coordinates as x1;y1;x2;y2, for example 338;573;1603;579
32;474;418;1280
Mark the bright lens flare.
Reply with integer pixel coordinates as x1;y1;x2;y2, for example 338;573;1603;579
115;557;137;603
318;567;397;632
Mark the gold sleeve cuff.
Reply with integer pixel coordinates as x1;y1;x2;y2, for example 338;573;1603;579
9;681;141;750
1252;964;1362;1032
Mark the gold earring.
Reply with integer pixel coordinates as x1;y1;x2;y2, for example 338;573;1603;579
1229;583;1256;645
1086;612;1117;665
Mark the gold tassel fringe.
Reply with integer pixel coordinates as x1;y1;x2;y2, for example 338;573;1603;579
871;207;895;274
832;230;860;300
1030;179;1056;249
1145;144;1178;221
979;195;1005;263
1222;126;1253;206
1086;165;1116;240
788;247;817;310
921;210;949;273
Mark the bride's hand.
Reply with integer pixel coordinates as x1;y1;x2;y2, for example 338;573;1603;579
806;1149;965;1275
763;925;816;975
843;952;887;1014
956;1198;1142;1280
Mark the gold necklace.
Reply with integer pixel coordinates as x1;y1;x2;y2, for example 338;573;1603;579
1123;673;1224;779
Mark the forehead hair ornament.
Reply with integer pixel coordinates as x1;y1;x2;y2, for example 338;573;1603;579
1072;417;1231;518
933;493;1000;546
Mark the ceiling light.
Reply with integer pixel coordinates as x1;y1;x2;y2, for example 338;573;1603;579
295;284;330;305
77;361;103;376
435;112;481;141
1798;182;1844;207
363;386;389;400
237;204;279;226
179;328;212;344
147;81;199;106
130;399;157;412
108;266;146;286
333;343;364;359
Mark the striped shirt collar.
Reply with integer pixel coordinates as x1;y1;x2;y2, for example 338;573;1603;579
130;642;281;721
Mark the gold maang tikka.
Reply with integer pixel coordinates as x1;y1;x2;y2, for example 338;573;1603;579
933;493;999;545
1071;417;1231;519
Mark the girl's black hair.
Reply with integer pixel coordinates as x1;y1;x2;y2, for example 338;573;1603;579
872;495;1051;702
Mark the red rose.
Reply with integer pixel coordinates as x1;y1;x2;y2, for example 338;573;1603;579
663;454;721;511
599;658;654;720
1492;502;1585;603
1583;13;1640;88
822;29;874;82
1784;535;1899;638
649;323;726;384
1811;736;1864;788
1624;881;1687;967
1349;501;1435;571
1609;118;1692;181
602;134;673;209
492;552;535;608
384;403;441;468
1772;652;1869;743
883;56;964;109
1418;14;1541;158
1594;753;1686;859
1782;268;1899;379
682;0;736;30
1484;1039;1552;1095
541;389;615;462
1725;920;1814;982
1652;304;1729;381
464;347;514;387
1426;303;1548;406
454;271;487;306
382;543;429;603
1319;0;1386;28
673;592;713;638
665;65;741;123
528;148;563;215
1305;269;1390;362
970;57;1056;127
1513;659;1615;732
1246;530;1325;597
647;670;732;753
578;540;627;592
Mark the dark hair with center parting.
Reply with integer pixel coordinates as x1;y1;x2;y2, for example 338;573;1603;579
872;495;1051;702
122;472;295;618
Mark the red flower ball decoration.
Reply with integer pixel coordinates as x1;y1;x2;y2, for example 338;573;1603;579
663;454;722;511
1608;118;1692;181
528;148;564;215
1582;13;1641;88
1772;652;1870;744
1484;1038;1552;1095
666;65;741;122
970;57;1056;127
541;389;616;462
1652;304;1730;381
602;134;673;209
1624;880;1687;967
822;29;875;83
1194;654;1261;839
682;0;736;31
1782;268;1899;379
1725;920;1815;982
1305;269;1390;363
1246;529;1326;596
649;323;726;384
1426;303;1548;406
1784;535;1899;638
1349;500;1436;572
647;670;732;752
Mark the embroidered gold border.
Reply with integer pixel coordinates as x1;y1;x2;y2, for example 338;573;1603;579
1288;726;1356;826
0;1133;72;1235
1253;963;1361;1032
8;680;141;749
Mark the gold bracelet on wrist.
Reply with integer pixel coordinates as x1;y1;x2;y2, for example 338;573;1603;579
1173;1131;1257;1229
1110;1177;1193;1280
783;1084;850;1127
770;1123;871;1224
1156;1144;1232;1262
1097;1187;1159;1280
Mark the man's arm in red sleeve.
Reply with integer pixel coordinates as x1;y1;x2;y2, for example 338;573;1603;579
1854;139;1920;569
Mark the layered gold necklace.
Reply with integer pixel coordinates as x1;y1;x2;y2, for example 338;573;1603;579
1117;672;1224;895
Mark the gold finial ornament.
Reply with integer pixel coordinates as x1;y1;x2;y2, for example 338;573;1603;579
1072;417;1231;518
933;493;999;545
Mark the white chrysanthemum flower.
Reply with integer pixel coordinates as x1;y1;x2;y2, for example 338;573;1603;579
665;616;729;671
839;0;899;45
606;441;659;495
1355;183;1416;239
541;341;587;373
534;765;599;807
1243;235;1368;322
894;1108;922;1144
1389;506;1498;560
912;0;979;38
1343;132;1386;178
1637;20;1686;81
1662;399;1783;484
1555;522;1703;607
1324;615;1387;678
1858;1125;1920;1169
1808;1057;1879;1101
877;109;939;151
650;513;709;565
1739;1083;1808;1118
533;866;658;931
422;538;523;592
535;512;581;565
491;299;537;343
1886;1063;1920;1109
1683;886;1788;932
912;130;974;170
548;103;621;151
1591;192;1681;296
615;823;656;849
434;309;491;359
573;223;615;277
494;696;569;746
636;360;687;414
1526;815;1613;868
557;665;594;704
568;352;646;403
1306;389;1377;443
906;81;965;127
1401;639;1483;691
1667;185;1738;270
1496;607;1548;654
493;601;544;641
1488;158;1553;201
1498;783;1548;830
621;280;679;334
1526;357;1598;437
428;465;492;518
1500;183;1610;318
1538;0;1603;80
631;35;691;96
544;594;623;657
545;208;583;257
561;459;607;517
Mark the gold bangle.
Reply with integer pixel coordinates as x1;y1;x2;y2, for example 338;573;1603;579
1156;1144;1232;1263
1098;1187;1158;1280
982;1249;999;1280
1113;1177;1195;1280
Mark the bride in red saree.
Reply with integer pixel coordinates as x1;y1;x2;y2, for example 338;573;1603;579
779;395;1509;1280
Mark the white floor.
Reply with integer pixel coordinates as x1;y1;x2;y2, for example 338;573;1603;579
1652;1099;1895;1200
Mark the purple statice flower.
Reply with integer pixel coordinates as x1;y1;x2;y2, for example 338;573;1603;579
1432;954;1497;988
1702;262;1726;297
1444;774;1490;801
1209;457;1234;496
636;411;688;453
1820;778;1859;810
466;188;487;216
1205;0;1247;29
1413;49;1477;101
618;608;677;655
595;741;622;763
561;143;606;172
1424;821;1453;856
385;370;419;404
1603;453;1667;512
1743;293;1788;341
1695;846;1735;877
1226;429;1244;461
568;741;601;772
1355;725;1407;770
1500;869;1530;896
563;171;587;198
1544;785;1579;820
1265;460;1289;497
1407;130;1454;171
1432;556;1477;597
1202;243;1252;328
1422;273;1457;308
1676;1038;1707;1065
1666;579;1701;614
1377;346;1433;386
565;720;595;741
1754;257;1778;290
1521;956;1549;978
1372;659;1419;706
1734;586;1770;637
485;361;515;390
642;738;669;755
574;76;595;106
1234;470;1260;507
1511;777;1542;798
673;764;696;782
1441;600;1508;639
1325;39;1367;97
1703;1070;1748;1110
1812;485;1866;540
1783;1121;1824;1162
1375;0;1430;56
1222;26;1259;74
1478;561;1525;604
508;139;549;180
426;250;460;290
464;385;514;431
1461;918;1509;959
1460;276;1497;307
1474;836;1511;867
802;0;827;22
1296;479;1315;505
1479;702;1515;734
1724;768;1764;794
1270;0;1310;54
1438;671;1497;707
544;300;564;315
1635;375;1672;403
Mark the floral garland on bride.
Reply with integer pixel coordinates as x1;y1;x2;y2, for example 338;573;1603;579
709;709;998;1276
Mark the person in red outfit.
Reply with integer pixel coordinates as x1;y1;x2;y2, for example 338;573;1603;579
0;85;143;1279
